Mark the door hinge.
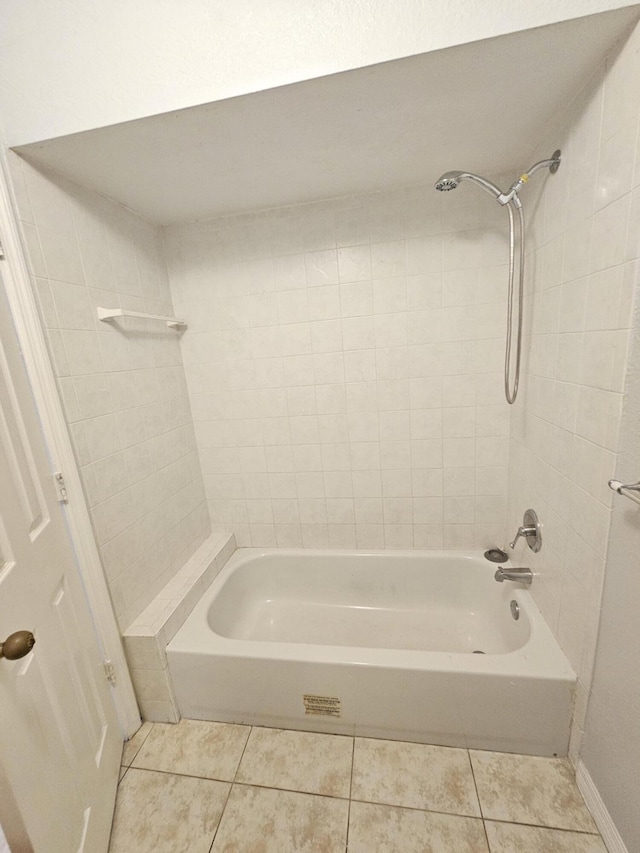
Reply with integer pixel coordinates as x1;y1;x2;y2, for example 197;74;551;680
104;660;116;685
53;471;68;503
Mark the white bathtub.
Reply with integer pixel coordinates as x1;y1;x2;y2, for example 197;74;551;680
166;549;576;756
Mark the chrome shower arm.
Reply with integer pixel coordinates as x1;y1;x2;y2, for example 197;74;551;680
505;149;562;200
456;173;504;199
524;151;562;177
456;173;523;208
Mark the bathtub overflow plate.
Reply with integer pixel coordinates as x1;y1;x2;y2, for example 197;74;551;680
510;600;520;620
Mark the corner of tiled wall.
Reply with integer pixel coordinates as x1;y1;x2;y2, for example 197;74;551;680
506;19;640;765
5;151;211;631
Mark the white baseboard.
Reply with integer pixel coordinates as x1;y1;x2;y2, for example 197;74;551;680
576;761;629;853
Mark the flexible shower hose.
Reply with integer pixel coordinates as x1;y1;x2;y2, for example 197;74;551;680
504;202;525;405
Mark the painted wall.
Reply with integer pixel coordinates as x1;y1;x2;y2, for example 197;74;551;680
164;181;512;549
580;271;640;853
0;0;637;146
5;152;210;630
506;20;640;763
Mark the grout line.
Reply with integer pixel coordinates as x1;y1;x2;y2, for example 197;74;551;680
345;736;356;852
483;817;607;836
208;724;254;853
122;764;235;784
467;747;487;819
466;748;494;852
122;721;155;769
232;724;253;784
231;779;351;801
349;736;356;800
467;749;491;853
347;796;483;820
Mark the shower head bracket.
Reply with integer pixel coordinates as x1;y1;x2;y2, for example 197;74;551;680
549;149;561;174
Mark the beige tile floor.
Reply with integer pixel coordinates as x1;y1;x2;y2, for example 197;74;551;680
110;720;607;852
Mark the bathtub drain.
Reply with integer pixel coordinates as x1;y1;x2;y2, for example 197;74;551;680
472;650;485;654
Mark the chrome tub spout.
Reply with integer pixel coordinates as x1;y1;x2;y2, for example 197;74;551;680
494;567;533;585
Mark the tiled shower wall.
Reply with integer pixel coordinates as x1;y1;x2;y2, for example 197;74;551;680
7;153;210;631
164;183;513;550
506;20;640;762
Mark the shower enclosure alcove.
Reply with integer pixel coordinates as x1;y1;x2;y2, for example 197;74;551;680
6;7;639;760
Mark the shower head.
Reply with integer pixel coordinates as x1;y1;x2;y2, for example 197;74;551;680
434;171;505;200
435;151;561;206
434;172;463;191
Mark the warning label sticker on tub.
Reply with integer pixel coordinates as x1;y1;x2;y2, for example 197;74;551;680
303;694;341;717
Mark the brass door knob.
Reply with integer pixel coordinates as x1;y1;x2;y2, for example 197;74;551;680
0;631;35;660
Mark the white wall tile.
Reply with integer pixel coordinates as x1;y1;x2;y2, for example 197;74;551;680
304;250;339;286
589;193;631;273
338;244;372;282
506;27;639;752
10;155;210;630
164;183;513;550
37;227;85;285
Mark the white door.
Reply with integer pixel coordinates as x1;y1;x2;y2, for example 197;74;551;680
0;269;122;853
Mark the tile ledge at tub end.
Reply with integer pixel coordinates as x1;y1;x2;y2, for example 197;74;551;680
121;531;236;724
123;531;236;640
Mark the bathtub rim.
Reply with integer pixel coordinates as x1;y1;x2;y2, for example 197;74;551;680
167;547;576;683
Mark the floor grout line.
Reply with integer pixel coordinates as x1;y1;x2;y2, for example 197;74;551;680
345;736;356;852
347;797;485;820
467;746;491;851
120;721;155;772
208;724;254;853
232;779;352;800
483;817;607;835
122;764;237;784
231;724;253;784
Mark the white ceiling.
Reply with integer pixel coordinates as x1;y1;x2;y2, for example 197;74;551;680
15;7;640;226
